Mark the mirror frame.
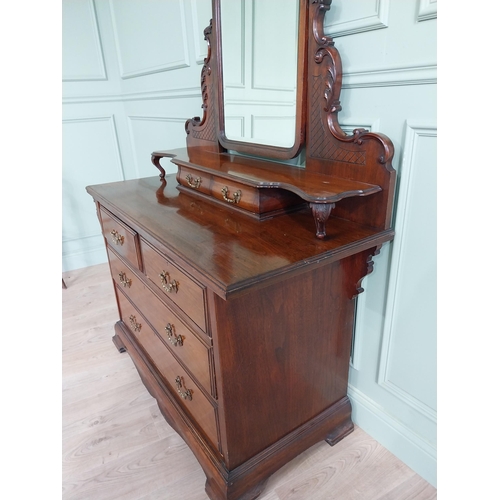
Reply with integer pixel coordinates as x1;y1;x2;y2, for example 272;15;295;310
212;0;308;161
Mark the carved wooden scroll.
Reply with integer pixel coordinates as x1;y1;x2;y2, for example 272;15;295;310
343;246;381;300
185;20;222;152
307;0;396;231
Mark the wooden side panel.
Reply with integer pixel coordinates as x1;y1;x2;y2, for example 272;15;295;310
210;256;371;470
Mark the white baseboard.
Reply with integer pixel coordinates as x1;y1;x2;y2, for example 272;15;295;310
348;384;437;487
62;245;107;272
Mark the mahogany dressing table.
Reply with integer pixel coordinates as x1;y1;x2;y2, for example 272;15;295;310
87;1;396;499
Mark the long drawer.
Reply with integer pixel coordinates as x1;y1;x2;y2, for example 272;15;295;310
141;239;207;333
115;286;219;451
107;248;214;397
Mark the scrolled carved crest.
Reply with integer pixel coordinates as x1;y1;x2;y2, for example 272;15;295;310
309;0;393;166
185;20;217;142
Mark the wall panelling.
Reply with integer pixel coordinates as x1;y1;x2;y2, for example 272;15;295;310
62;0;437;489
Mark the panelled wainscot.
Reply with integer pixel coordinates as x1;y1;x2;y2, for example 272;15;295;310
87;1;396;499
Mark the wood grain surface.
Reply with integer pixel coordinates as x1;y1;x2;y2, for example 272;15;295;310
62;264;436;500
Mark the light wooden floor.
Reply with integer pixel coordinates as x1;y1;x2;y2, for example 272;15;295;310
62;264;437;500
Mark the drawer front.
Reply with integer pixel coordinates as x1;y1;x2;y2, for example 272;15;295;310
141;240;207;333
100;207;141;270
115;288;219;450
210;177;259;213
177;165;212;196
107;249;213;396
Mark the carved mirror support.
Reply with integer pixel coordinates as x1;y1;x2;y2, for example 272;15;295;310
156;0;397;241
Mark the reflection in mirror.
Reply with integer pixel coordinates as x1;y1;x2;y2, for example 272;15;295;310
220;0;299;149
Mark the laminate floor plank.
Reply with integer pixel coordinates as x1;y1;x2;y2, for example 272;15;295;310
62;264;437;500
63;379;153;432
374;473;438;500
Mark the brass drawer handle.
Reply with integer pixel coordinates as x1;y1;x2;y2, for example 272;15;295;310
159;271;179;293
221;186;241;204
110;229;124;245
165;323;183;347
186;174;202;189
118;271;131;288
129;315;141;332
175;376;192;401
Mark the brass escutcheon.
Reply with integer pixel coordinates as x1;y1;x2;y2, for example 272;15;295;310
221;186;242;204
129;315;141;332
186;174;202;189
165;323;183;346
118;271;131;288
159;270;179;293
110;229;124;245
175;376;192;401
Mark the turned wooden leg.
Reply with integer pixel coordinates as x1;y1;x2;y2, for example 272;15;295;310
310;202;335;239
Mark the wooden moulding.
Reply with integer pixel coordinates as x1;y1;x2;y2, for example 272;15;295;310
113;321;354;500
87;177;395;302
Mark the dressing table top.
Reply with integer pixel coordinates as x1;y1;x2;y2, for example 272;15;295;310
87;175;393;298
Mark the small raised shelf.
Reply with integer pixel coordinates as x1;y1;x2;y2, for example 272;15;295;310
151;148;382;239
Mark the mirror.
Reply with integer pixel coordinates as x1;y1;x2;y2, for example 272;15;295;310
216;0;306;159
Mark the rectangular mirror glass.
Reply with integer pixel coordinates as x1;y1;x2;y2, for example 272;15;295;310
220;0;300;149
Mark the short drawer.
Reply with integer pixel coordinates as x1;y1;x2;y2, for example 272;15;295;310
210;177;258;213
115;287;219;451
107;248;213;396
177;165;212;196
100;207;141;270
141;239;207;333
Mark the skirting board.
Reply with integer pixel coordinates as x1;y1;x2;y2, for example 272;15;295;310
348;384;437;487
62;244;107;272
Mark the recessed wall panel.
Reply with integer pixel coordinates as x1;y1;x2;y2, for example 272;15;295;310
252;0;298;91
380;125;437;413
252;115;296;148
324;0;389;36
110;0;190;78
220;0;245;87
62;0;107;81
192;0;215;63
128;116;188;178
62;116;124;241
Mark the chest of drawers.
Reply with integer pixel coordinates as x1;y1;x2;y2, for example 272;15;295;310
87;175;393;500
85;3;396;498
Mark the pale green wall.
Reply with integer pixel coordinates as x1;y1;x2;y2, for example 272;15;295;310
62;0;437;486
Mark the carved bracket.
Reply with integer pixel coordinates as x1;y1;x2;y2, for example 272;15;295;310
344;246;381;299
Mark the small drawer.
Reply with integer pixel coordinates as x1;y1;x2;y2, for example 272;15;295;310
210;177;259;213
115;288;219;451
107;248;213;395
141;240;207;333
177;165;212;196
100;207;141;270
